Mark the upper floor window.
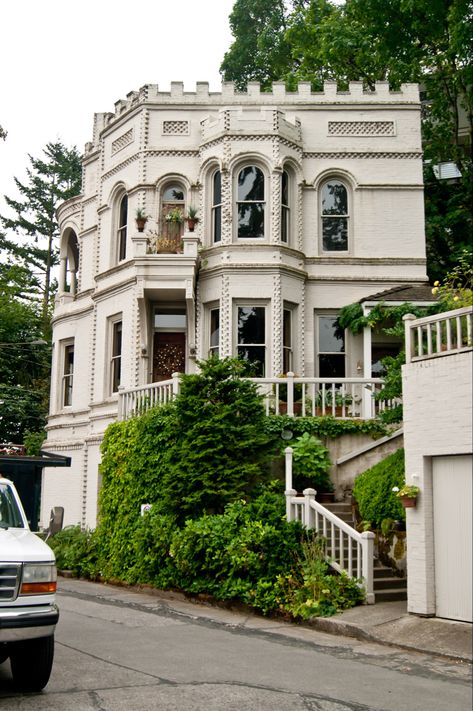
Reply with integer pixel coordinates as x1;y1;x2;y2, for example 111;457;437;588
281;171;290;244
111;321;122;393
237;305;266;376
117;195;128;261
237;166;265;239
162;183;185;246
321;180;348;252
212;171;222;243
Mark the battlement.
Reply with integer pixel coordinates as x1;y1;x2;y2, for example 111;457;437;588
85;80;419;154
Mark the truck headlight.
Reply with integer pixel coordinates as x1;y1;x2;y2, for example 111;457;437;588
20;563;57;595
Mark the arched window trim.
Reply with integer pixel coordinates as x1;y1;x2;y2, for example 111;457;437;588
319;177;350;253
117;193;128;262
234;163;267;240
211;169;222;244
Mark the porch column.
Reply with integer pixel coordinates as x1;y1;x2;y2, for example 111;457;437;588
362;325;373;417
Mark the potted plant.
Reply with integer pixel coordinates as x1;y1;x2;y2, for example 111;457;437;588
392;484;420;508
135;207;148;232
185;206;199;232
165;207;184;224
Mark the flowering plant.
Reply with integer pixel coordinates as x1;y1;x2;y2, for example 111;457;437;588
392;484;420;499
165;207;184;223
431;250;473;308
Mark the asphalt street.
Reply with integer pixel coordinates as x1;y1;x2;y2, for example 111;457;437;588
0;579;471;710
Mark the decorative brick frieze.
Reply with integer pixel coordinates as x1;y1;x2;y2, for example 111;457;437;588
303;151;421;159
111;128;134;155
162;120;189;135
101;154;140;182
328;121;395;136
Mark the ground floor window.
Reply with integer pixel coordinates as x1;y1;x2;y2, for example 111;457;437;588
237;305;266;376
209;308;220;358
62;342;74;406
111;321;122;393
317;315;345;377
283;308;293;373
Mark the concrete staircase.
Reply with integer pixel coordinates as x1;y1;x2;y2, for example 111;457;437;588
321;500;407;603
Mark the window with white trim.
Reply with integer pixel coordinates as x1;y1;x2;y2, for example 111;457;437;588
117;195;128;261
317;315;345;377
111;320;122;393
209;308;220;357
321;180;349;252
237;306;266;376
283;308;293;373
281;170;290;244
237;166;265;239
62;342;74;407
212;171;222;243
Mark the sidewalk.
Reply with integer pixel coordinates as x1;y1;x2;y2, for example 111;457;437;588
58;577;472;664
305;599;472;663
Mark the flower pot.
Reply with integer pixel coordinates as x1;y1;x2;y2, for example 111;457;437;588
400;495;417;508
187;218;196;232
136;218;147;233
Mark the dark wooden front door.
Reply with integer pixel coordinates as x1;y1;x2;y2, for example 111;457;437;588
153;332;186;381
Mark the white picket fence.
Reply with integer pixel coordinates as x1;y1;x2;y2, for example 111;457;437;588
284;447;375;604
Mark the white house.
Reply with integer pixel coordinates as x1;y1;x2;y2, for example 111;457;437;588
41;80;429;529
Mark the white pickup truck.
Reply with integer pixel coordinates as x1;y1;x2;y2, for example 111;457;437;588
0;477;58;691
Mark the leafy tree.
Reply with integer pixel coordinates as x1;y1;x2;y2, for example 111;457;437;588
221;0;473;280
0;126;6;141
220;0;295;90
0;141;82;329
0;294;50;443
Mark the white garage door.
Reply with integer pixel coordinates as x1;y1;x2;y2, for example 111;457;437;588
433;455;472;622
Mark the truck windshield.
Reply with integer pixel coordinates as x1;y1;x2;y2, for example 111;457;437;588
0;482;25;528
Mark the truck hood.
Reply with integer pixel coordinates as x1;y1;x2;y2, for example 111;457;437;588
0;528;55;563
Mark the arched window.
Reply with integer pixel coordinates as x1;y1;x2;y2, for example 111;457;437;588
117;194;128;261
212;171;222;243
65;231;79;295
320;180;348;252
161;183;185;248
237;166;265;239
281;170;290;244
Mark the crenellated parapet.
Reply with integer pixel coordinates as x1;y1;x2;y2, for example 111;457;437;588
85;81;419;150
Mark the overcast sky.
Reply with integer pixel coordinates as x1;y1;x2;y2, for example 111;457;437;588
0;0;235;218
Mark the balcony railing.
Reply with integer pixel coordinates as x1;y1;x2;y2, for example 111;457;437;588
118;373;387;421
404;306;473;363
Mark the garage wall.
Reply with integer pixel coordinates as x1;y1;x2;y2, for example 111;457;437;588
402;348;473;618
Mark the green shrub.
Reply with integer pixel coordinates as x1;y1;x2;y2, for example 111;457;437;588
290;433;332;493
352;449;405;529
279;536;365;619
48;526;100;579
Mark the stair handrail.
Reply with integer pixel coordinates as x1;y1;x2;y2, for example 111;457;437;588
284;447;375;604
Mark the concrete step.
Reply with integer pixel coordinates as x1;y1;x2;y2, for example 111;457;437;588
373;576;407;591
374;587;408;602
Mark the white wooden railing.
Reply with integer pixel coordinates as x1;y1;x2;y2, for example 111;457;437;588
404;306;473;363
118;375;179;420
118;372;388;421
284;447;375;604
248;373;387;419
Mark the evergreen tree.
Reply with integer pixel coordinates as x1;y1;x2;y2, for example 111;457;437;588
0;141;82;329
0;294;50;444
160;357;275;521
